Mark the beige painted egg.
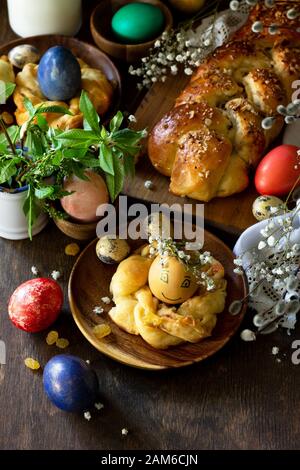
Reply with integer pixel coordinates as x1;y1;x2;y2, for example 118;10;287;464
61;170;109;223
252;195;284;221
148;255;198;304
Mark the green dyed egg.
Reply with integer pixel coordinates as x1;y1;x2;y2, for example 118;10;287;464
111;3;165;44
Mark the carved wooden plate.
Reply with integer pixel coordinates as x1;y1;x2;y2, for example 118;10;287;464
68;229;247;370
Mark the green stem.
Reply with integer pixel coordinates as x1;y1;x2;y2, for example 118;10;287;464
0;117;17;156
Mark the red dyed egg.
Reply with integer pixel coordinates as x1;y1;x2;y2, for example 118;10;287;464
8;278;63;332
255;145;300;196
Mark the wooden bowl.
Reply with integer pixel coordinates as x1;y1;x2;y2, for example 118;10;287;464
53;216;98;241
0;35;122;122
90;0;173;63
68;230;248;370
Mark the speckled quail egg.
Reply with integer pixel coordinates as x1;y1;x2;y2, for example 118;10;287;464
8;44;40;69
252;195;284;221
142;212;174;240
96;236;130;264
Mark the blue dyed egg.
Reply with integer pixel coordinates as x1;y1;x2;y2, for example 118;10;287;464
37;46;81;101
43;355;99;412
111;3;165;44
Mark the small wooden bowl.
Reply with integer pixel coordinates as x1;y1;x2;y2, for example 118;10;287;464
53;217;98;241
0;35;122;122
90;0;173;63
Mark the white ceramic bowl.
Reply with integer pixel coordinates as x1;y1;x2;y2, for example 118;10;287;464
0;187;48;240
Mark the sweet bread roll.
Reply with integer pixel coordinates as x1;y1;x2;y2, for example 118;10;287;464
0;56;15;83
13;60;114;129
148;2;299;201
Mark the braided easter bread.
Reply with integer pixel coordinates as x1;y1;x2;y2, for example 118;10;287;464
148;1;300;201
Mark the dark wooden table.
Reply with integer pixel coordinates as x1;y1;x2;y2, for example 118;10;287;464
0;0;299;451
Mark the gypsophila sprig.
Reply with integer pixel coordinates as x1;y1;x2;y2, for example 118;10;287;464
148;235;216;291
232;175;300;340
129;0;221;87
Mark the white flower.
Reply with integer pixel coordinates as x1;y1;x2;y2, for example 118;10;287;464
121;428;129;436
31;266;39;276
154;40;161;48
233;258;243;266
175;54;184;63
51;270;61;280
101;296;111;304
272;346;279;355
93;306;104;315
240;329;256;342
84;411;91;421
171;65;178;74
267;236;276;247
184;68;193;76
128;115;136;123
144;180;154;190
258;241;267;250
94;402;104;410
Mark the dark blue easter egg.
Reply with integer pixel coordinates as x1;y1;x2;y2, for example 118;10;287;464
37;46;81;101
43;355;99;412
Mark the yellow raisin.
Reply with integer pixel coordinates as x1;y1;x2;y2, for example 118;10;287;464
93;324;111;339
46;330;59;345
24;358;41;370
65;243;80;256
56;338;70;349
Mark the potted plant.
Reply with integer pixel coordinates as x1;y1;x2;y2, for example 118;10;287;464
0;87;145;240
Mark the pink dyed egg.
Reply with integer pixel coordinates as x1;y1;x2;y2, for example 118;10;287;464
61;170;109;223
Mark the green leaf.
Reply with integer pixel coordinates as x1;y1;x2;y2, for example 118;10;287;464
36;114;49;132
23;185;39;240
105;154;125;202
112;128;145;147
0;158;19;184
109;111;123;132
0;125;20;151
79;90;100;133
34;186;55;199
56;129;97;148
36;104;73;116
0;82;16;104
99;143;114;176
62;148;88;159
23;97;36;118
80;157;100;168
123;154;135;179
25;130;45;156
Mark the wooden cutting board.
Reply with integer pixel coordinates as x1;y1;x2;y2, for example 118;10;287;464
124;73;259;234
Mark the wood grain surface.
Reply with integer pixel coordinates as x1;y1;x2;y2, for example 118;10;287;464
0;0;299;451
